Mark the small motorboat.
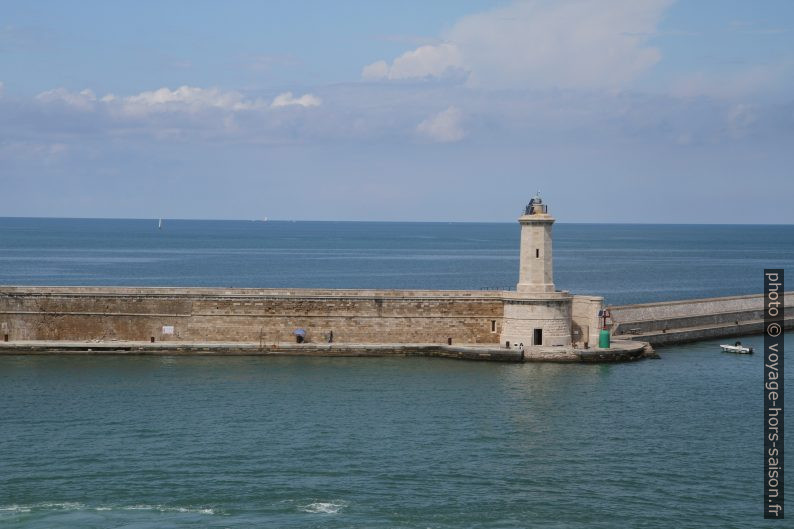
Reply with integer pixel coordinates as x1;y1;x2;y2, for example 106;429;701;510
720;341;753;354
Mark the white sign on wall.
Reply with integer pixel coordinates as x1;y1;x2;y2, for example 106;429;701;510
162;325;175;335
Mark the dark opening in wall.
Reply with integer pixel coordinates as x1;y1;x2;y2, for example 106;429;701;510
536;249;540;258
491;320;496;332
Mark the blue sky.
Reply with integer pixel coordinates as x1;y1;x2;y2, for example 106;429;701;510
1;0;792;222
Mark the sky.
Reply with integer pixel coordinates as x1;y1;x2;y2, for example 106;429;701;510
1;0;793;223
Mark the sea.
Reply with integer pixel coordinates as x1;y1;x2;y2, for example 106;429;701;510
0;218;791;528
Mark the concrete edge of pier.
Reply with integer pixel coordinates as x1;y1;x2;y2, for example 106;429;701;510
0;339;651;364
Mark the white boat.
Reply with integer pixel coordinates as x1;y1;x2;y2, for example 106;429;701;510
158;218;162;230
720;341;753;354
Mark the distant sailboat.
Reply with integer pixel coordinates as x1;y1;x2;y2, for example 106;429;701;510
158;218;163;230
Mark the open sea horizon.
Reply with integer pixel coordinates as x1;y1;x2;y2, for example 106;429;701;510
2;217;792;305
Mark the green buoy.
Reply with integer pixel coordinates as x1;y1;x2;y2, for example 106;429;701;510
599;329;610;349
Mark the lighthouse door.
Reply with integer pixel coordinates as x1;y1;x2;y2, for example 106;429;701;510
533;328;543;346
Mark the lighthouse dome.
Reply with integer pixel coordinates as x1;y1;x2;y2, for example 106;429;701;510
524;191;547;215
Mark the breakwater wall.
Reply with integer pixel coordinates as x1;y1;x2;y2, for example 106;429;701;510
0;286;603;346
0;286;508;344
3;285;783;351
609;292;794;346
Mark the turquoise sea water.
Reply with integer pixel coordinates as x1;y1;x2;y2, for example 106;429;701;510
0;219;791;527
1;335;790;529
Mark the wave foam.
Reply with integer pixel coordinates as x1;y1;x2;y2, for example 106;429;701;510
0;503;217;516
123;504;217;515
299;501;348;514
37;502;86;510
0;502;84;514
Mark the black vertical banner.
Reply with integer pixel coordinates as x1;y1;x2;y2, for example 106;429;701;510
764;269;784;519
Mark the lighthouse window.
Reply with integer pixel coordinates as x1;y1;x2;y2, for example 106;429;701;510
490;320;496;333
536;249;540;258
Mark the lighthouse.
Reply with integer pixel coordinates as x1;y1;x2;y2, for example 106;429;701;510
499;192;604;349
500;192;575;348
517;192;555;293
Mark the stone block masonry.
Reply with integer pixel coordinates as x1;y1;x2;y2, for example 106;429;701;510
501;294;573;347
0;286;507;345
609;292;794;346
571;295;603;347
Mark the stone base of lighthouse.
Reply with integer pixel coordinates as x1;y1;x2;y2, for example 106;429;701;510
500;292;605;349
500;291;573;347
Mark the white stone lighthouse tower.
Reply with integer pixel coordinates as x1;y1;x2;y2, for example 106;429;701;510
500;192;573;348
517;192;555;293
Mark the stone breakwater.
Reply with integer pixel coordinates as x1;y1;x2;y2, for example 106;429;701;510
2;285;787;360
609;292;794;346
0;285;639;363
0;285;603;347
0;286;508;344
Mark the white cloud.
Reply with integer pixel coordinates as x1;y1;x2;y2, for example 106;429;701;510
8;80;789;154
34;85;323;116
27;84;323;140
34;85;263;115
416;106;465;143
362;0;672;89
118;85;266;115
271;91;322;108
361;61;390;80
362;43;465;80
35;88;97;110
